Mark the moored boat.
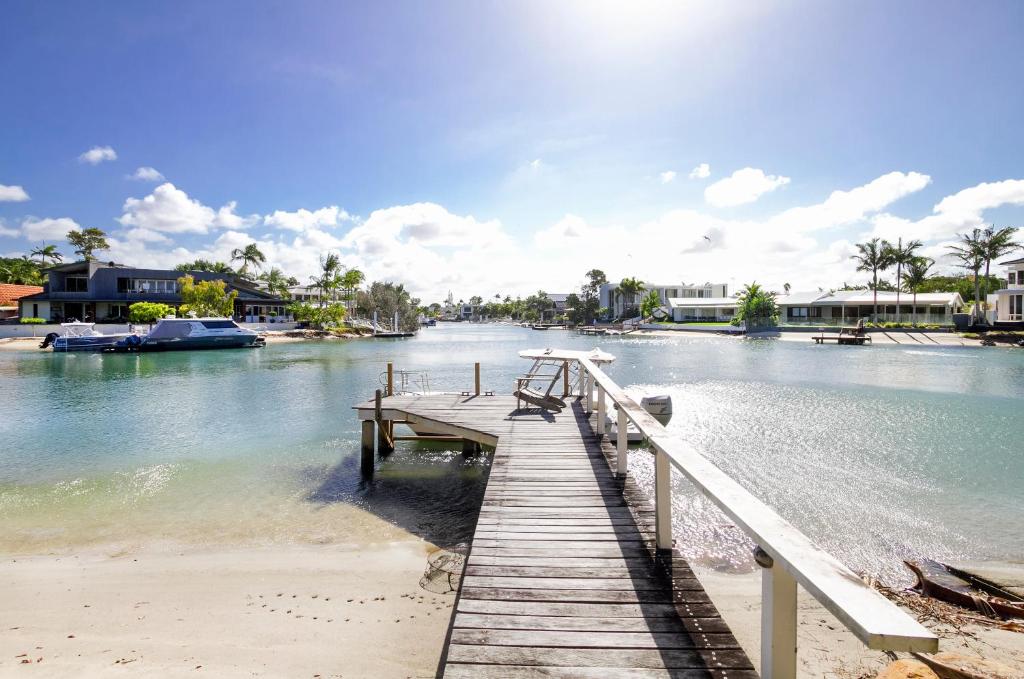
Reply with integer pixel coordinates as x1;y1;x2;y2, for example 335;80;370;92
113;318;265;352
41;322;129;352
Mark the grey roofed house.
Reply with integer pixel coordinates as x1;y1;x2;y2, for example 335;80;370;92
18;260;290;323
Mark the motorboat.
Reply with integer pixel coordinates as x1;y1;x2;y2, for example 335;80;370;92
113;317;265;352
40;322;129;352
607;394;673;443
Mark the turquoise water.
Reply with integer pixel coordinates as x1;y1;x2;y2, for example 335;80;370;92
1;325;1021;583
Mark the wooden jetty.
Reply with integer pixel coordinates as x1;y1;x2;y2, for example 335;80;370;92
356;349;936;678
812;325;872;345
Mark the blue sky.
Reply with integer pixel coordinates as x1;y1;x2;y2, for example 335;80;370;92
2;0;1023;300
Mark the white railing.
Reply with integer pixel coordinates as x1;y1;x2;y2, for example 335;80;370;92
570;353;938;679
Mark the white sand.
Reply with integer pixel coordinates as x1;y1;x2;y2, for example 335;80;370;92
0;542;453;678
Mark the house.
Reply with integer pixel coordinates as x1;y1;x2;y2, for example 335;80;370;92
19;261;289;323
666;297;737;322
600;282;728;318
776;290;964;325
987;256;1024;325
0;283;44;320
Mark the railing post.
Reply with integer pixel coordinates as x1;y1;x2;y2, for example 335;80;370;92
562;360;570;397
597;385;606;437
757;548;798;679
581;367;590;410
654;448;672;552
616;407;628;477
386;362;394;396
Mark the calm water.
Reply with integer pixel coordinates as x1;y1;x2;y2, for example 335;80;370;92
1;325;1022;583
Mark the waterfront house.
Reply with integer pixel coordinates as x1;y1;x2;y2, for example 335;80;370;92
18;261;289;323
0;283;44;320
600;281;728;319
987;256;1024;325
776;290;964;325
666;297;737;322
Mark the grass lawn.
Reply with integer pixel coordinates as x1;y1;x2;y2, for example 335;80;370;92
654;321;734;327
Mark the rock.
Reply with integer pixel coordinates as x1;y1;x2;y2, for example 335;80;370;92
921;652;1023;679
876;660;939;679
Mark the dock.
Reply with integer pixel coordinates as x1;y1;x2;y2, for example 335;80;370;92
356;349;937;678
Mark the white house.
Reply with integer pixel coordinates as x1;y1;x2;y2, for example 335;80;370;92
776;290;964;325
987;256;1024;324
667;297;737;322
600;281;728;318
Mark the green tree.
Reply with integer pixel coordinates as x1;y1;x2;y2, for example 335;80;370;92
617;277;645;319
286;301;346;329
310;253;343;304
732;282;778;331
30;244;63;267
886;237;922;318
580;269;607;323
67;228;109;261
128;301;174;326
947;229;987;323
639;289;663;321
979;226;1019;310
258;267;293;298
177;275;238;317
340;268;365;316
0;257;44;285
174;259;235;274
851;238;893;321
356;281;421;331
230;243;266;279
901;257;933;323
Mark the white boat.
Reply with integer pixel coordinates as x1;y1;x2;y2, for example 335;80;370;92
607;394;673;443
41;322;129;352
115;318;265;352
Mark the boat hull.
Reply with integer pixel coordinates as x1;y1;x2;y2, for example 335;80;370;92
52;335;129;352
136;336;264;351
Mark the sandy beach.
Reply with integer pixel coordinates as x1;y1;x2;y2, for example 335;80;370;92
0;541;453;678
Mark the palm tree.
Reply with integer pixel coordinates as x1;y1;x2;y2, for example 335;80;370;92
901;256;933;324
979;226;1019;312
783;282;791;295
30;244;63;267
947;229;986;324
230;243;266;279
259;267;292;298
851;238;893;322
617;277;645;319
886;237;923;322
340;268;365;316
310;253;342;305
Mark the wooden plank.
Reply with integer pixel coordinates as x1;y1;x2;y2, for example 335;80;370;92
460;588;714;605
450;629;740;650
462;575;704;592
444;665;758;678
455;599;722;619
452;613;733;634
445;645;753;670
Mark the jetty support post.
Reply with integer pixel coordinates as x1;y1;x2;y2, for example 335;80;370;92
375;389;394;455
616;407;628;477
654;448;672;552
756;547;798;679
474;362;480;396
360;419;375;476
386;362;394;396
596;385;606;437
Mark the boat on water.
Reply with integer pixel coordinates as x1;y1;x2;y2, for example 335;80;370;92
112;317;265;352
40;322;129;352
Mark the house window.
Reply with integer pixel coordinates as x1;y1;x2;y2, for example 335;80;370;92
66;276;88;292
32;303;38;317
117;277;130;292
133;279;179;294
1010;272;1017;285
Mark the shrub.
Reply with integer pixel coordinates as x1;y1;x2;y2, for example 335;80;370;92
129;302;174;325
19;317;46;324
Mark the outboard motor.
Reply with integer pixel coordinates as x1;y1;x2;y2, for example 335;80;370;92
39;332;59;349
641;394;673;427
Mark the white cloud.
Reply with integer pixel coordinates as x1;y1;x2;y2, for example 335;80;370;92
121;228;172;244
78;146;118;165
529;159;542;170
869;178;1024;244
129;166;165;182
659;171;677;184
264;206;351;232
705;167;790;207
118;183;257;235
0;220;19;237
21;217;81;241
0;184;30;202
688;163;711;179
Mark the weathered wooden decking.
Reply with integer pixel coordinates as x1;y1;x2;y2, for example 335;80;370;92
358;393;755;678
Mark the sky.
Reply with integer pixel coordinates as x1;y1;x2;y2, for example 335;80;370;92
2;0;1024;302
